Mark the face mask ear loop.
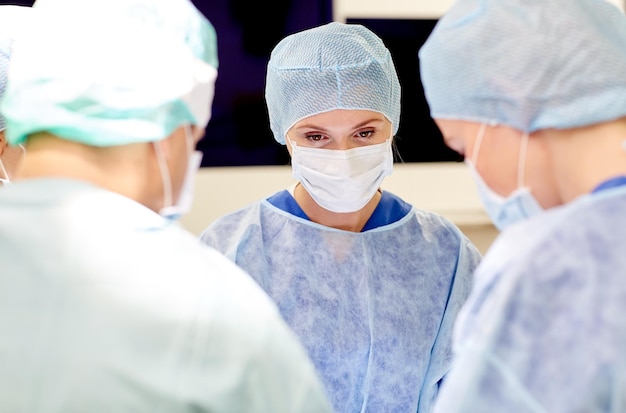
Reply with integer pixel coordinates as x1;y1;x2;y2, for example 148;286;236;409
287;138;299;155
184;124;194;154
517;132;529;189
0;157;10;183
471;123;488;165
153;140;173;210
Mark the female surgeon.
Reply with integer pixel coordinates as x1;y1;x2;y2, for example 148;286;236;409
201;22;482;413
418;0;626;411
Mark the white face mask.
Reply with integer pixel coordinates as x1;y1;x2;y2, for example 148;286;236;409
0;158;10;186
290;138;393;213
155;125;203;220
467;123;543;231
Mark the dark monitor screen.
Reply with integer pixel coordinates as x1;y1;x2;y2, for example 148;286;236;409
195;0;329;167
346;18;461;163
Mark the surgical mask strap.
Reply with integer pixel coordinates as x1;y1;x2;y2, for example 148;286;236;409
471;123;488;165
155;125;194;213
0;144;27;185
0;158;9;184
153;140;173;210
0;156;8;176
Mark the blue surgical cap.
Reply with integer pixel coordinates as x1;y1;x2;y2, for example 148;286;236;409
266;22;401;145
0;5;30;133
2;0;218;146
419;0;626;133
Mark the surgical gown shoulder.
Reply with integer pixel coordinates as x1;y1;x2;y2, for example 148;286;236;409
0;179;333;413
436;188;626;413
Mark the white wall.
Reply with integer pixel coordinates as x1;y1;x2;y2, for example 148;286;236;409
333;0;625;21
180;163;499;255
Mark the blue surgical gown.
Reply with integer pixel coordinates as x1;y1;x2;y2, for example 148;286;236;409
200;189;482;412
432;185;626;413
0;178;333;413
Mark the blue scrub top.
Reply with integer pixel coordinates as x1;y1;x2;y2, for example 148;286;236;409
267;189;413;231
592;175;626;193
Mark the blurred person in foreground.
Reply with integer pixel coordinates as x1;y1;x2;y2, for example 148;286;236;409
0;5;28;186
0;0;333;411
419;0;626;411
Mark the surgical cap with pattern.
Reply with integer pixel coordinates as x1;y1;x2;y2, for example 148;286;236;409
0;5;30;133
2;0;218;146
419;0;626;133
265;22;401;145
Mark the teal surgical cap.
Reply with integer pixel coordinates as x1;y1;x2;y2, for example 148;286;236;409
1;0;218;146
266;22;401;145
0;5;30;133
419;0;626;133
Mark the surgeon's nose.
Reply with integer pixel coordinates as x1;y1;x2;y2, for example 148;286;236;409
332;137;357;151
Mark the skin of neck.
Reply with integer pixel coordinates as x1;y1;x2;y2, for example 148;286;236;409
293;182;382;232
539;117;626;203
17;132;165;212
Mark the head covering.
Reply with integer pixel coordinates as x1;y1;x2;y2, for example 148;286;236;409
418;0;626;133
1;0;218;146
0;5;31;133
265;22;401;145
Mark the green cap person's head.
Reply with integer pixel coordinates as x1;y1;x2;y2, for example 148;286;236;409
1;0;218;147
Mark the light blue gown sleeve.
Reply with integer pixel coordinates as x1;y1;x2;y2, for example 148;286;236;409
418;233;481;411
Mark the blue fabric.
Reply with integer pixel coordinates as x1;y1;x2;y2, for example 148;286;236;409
592;175;626;193
201;193;481;413
432;186;626;413
0;179;333;413
266;189;413;230
267;190;309;220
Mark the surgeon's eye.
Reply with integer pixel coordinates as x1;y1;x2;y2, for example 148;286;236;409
357;130;374;139
305;134;325;142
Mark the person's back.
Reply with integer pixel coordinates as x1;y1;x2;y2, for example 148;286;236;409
443;187;626;411
0;181;330;411
0;1;333;411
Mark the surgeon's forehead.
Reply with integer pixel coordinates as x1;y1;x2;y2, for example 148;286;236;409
292;110;388;130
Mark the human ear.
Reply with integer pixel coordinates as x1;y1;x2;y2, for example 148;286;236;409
190;125;205;143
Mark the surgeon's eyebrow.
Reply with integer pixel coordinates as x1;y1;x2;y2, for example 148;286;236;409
294;117;386;132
